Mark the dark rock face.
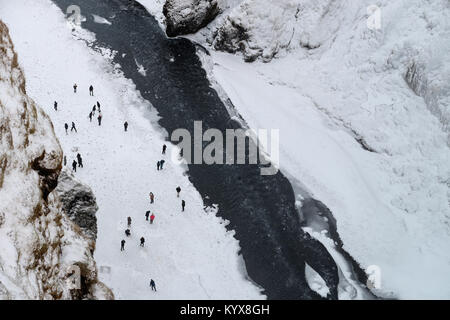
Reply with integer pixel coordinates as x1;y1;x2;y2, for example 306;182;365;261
55;169;98;240
163;0;220;37
31;150;62;201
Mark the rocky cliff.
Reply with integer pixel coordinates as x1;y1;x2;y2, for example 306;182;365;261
0;20;112;300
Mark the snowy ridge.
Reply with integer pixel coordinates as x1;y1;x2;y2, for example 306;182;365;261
0;19;111;300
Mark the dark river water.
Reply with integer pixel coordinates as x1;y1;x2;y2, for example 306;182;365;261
50;0;359;299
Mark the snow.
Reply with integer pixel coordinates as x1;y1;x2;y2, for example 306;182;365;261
138;0;241;40
2;0;449;300
92;14;112;25
138;0;166;29
137;0;450;299
135;59;147;76
194;0;450;299
0;0;263;299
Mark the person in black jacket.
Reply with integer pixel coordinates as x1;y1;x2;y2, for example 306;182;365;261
71;122;77;133
76;153;83;168
150;279;156;291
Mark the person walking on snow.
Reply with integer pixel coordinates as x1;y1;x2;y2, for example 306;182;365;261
54;101;58;111
97;101;100;109
149;192;154;204
73;83;77;93
127;216;132;228
89;111;93;122
72;160;77;172
71;122;77;133
124;121;128;132
156;161;160;171
121;239;126;251
145;210;150;221
160;160;165;170
150;279;156;291
176;186;181;197
92;105;96;114
150;213;155;224
181;200;185;212
97;113;102;126
77;153;83;168
162;144;167;155
125;229;131;237
140;237;145;247
89;85;94;96
64;123;69;135
63;156;67;166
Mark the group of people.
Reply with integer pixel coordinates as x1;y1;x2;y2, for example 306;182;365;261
71;153;83;172
58;83;160;290
119;144;187;293
120;215;156;291
88;101;103;126
59;83;193;293
60;84;130;173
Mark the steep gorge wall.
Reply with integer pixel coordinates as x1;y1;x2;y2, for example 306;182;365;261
0;20;112;300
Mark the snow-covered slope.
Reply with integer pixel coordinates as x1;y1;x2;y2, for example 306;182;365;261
139;0;450;299
211;1;450;299
0;0;263;299
0;19;111;300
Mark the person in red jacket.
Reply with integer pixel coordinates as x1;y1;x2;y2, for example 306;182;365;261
150;213;155;224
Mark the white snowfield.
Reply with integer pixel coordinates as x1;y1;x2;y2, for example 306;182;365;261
0;0;263;299
198;0;450;299
139;0;450;299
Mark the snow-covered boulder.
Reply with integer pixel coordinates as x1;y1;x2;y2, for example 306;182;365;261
163;0;220;36
213;0;340;62
0;20;112;300
55;169;99;241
